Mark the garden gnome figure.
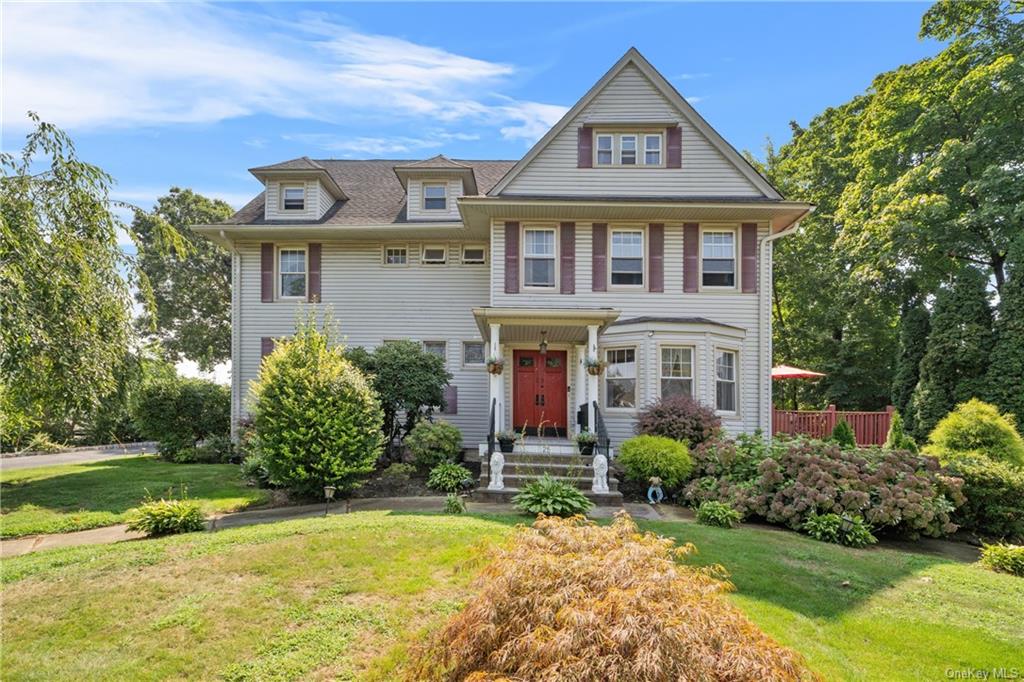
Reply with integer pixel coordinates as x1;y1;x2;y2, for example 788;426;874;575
488;450;505;490
647;476;664;504
592;453;609;493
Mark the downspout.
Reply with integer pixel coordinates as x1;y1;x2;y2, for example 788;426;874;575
220;230;242;441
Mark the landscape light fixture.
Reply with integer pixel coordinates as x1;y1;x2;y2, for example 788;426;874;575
539;330;548;355
323;485;337;517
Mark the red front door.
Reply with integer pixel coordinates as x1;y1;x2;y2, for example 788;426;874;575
513;350;568;437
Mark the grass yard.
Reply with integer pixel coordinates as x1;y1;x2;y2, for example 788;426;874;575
1;512;1021;681
0;456;269;538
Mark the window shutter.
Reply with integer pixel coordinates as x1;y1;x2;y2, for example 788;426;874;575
261;243;274;302
260;337;274;359
741;223;758;293
683;223;699;293
442;385;458;415
560;222;575;294
649;223;664;293
308;243;321;303
577;126;593;168
504;221;520;294
666;126;682;168
592;223;608;292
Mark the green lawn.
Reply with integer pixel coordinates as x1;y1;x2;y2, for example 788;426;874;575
1;511;1020;681
0;456;269;538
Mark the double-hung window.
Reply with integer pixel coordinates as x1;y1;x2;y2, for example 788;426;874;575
282;185;305;211
423;183;447;211
660;347;693;398
592;132;663;167
605;348;637;408
278;248;307;298
702;231;736;288
610;229;644;286
463;341;485;366
523;228;556;288
619;135;637;165
596;134;614;165
715;349;737;412
644;134;663;165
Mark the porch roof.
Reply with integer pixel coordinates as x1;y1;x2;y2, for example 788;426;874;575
472;306;621;344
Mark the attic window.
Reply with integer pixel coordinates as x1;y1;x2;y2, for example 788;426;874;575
462;245;486;264
422;245;448;264
423;183;447;211
282;185;305;211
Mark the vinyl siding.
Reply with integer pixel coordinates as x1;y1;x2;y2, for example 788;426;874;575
502;64;761;197
406;178;463;221
317;182;334;217
235;240;490;443
264;178;324;221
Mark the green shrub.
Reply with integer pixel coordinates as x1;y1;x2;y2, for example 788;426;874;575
617;435;692;489
884;410;918;453
427;462;473;493
240;452;272;487
513;475;593;517
635;394;721;447
133;375;230;456
696;501;741;528
945;457;1024;542
802;512;876;548
380;462;416;482
830;419;856;448
925;399;1024;468
172;434;235;464
406;420;463;469
444;493;466;515
251;319;384;498
979;543;1024;577
126;497;206;537
21;432;68;454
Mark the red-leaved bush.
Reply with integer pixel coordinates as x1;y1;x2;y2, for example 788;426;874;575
635;394;721;447
685;437;965;539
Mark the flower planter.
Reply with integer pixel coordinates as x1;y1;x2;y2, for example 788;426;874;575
578;443;595;457
487;362;504;375
586;366;603;376
498;439;515;454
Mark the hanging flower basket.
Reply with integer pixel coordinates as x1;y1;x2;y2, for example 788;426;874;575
585;357;606;376
486;356;505;375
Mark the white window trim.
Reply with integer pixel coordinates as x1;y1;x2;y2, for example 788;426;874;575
281;184;306;211
421;243;448;264
698;225;740;292
608;224;647;290
595;133;614;166
618;134;638;166
382;243;410;267
603;345;639;413
422;182;448;212
276;244;308;301
644;133;663;166
658;344;696;399
591;130;666;168
461;243;487;265
462;340;486;368
520;224;559;291
713;346;740;416
422;340;448;366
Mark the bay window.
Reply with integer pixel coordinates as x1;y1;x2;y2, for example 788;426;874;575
715;349;737;412
660;347;693;398
605;348;637;408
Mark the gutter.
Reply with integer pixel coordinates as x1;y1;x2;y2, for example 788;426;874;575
218;230;242;440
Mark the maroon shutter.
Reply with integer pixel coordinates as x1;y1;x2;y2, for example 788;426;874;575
577;126;593;168
560;222;575;294
504;221;520;294
741;223;758;293
592;223;608;292
666;126;682;168
648;223;664;293
683;223;699;293
260;337;274;359
261;243;274;302
307;243;321;303
442;385;458;415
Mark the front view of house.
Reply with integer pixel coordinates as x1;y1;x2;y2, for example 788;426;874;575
197;48;813;464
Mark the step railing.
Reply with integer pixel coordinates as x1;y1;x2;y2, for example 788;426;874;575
592;401;611;460
486;397;496;456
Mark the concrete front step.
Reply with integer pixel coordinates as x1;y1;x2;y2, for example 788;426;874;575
474;487;623;506
477;441;614;458
478;473;619;493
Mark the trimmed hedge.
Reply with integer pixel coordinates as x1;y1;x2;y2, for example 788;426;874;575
617;435;692;489
133;376;230;457
406;420;463;469
925;399;1024;468
945;457;1024;543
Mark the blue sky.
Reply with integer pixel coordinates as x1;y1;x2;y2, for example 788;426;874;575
3;1;944;215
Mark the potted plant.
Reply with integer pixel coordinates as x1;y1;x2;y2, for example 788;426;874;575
584;356;606;376
495;430;517;453
576;431;598;456
486;355;505;375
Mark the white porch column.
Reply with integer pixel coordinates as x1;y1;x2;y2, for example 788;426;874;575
574;345;587;434
489;323;504;432
586;324;599;430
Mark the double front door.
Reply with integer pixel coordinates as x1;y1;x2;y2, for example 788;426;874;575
513;349;568;437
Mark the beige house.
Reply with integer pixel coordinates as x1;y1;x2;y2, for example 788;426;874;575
196;48;812;495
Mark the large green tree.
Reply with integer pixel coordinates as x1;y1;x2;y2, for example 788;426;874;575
984;237;1024;421
0;114;181;441
134;188;233;370
890;301;931;434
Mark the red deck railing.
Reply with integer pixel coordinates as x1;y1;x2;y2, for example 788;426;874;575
771;405;894;447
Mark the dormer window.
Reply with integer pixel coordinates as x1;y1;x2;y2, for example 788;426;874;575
282;185;305;211
423;183;447;211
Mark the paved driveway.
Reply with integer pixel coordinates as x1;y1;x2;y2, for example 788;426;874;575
0;442;156;471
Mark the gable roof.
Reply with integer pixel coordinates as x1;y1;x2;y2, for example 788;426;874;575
487;47;783;200
249;156;348;200
224;159;515;225
393;154;480;194
394;154;473;170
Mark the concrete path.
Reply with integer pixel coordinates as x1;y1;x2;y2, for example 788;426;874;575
0;442;157;471
1;496;665;559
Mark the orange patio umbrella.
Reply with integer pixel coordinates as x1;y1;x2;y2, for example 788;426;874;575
772;364;826;380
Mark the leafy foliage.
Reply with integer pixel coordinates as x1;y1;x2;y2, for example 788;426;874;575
132;375;230;456
696;500;741;529
890;302;930;433
979;543;1024;577
21;432;68;454
617;435;693;489
344;341;451;452
830;419;856;448
171;434;235;464
984;236;1024;423
250;317;383;497
239;453;272;488
635;393;721;447
407;513;817;681
925;399;1024;468
126;496;206;537
443;493;466;515
945;456;1024;543
884;410;918;453
379;462;416;483
426;462;473;493
802;513;877;548
405;419;463;469
512;475;593;517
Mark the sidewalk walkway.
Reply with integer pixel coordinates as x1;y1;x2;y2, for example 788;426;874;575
1;497;666;559
0;442;157;471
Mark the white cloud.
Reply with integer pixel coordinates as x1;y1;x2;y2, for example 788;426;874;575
2;2;564;144
673;72;711;81
283;130;482;156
